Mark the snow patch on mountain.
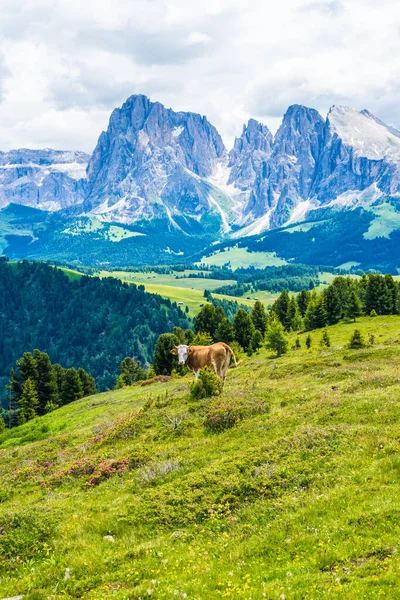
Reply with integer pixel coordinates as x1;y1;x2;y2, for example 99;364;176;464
285;200;316;225
328;106;400;163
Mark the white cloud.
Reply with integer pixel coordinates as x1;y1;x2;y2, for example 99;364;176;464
0;0;400;152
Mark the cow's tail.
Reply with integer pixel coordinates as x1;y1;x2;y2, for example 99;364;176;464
221;342;239;367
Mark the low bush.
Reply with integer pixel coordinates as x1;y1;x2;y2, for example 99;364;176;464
349;329;366;349
203;403;242;432
190;366;224;399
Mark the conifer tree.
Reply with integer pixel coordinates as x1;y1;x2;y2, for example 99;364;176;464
349;329;366;349
214;317;235;344
152;333;180;375
346;290;363;322
314;295;329;328
251;330;264;353
265;313;289;357
324;285;342;325
77;367;97;395
295;337;301;349
251;301;268;336
61;368;84;405
304;300;317;331
272;291;290;328
194;304;217;338
306;334;312;349
290;303;304;331
184;329;195;344
297;290;310;317
33;349;58;414
320;330;331;347
18;378;39;424
234;309;255;352
286;296;297;331
173;327;186;344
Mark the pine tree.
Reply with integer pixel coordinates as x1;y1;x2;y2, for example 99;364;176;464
295;337;301;349
314;295;329;328
33;349;58;414
346;290;362;322
192;332;213;345
290;303;304;331
349;329;366;349
306;334;312;349
234;309;255;352
194;304;217;337
184;329;195;344
61;368;84;405
324;285;342;325
251;330;264;353
214;317;235;344
173;327;186;344
18;378;39;424
251;301;267;336
297;290;310;317
286;296;297;331
265;313;289;357
304;300;317;331
272;291;290;328
77;367;97;395
152;333;180;375
320;330;331;347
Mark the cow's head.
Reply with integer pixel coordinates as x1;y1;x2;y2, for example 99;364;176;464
171;344;192;365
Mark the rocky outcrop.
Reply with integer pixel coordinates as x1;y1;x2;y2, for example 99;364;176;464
84;94;229;232
2;98;400;238
0;149;88;211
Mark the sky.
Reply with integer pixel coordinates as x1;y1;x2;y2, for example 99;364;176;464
1;0;400;153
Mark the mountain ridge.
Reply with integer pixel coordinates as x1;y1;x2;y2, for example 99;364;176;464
2;95;400;240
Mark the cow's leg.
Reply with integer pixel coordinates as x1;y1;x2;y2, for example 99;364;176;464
211;360;221;378
195;370;200;381
221;351;231;380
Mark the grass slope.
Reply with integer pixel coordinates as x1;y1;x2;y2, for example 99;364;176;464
1;317;400;599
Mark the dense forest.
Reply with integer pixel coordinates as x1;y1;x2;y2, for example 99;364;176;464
0;259;190;401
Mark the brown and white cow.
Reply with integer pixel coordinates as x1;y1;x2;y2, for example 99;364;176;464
171;342;238;380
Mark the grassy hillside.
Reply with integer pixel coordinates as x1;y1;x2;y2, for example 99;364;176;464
1;316;400;599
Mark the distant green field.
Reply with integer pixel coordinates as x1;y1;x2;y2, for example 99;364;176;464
199;246;288;270
99;270;235;291
98;269;279;314
59;267;84;281
364;203;400;240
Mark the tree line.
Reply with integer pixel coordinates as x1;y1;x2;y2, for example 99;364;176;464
4;349;96;427
0;258;190;400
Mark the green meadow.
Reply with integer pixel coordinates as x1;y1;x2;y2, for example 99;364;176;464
199;247;288;270
1;316;400;599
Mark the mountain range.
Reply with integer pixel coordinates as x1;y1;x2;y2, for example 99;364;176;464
1;94;400;269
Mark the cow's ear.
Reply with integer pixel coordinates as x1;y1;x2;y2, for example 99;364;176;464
170;348;178;355
188;347;193;354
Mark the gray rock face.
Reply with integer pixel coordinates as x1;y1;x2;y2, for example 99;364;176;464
310;106;400;204
228;104;400;235
84;94;229;231
227;105;325;230
0;149;89;211
2;97;400;239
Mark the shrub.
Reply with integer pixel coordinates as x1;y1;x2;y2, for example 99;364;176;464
370;309;378;317
203;404;241;432
349;329;366;349
0;508;56;570
306;334;312;348
320;330;331;347
190;366;224;399
192;331;213;346
228;340;244;362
